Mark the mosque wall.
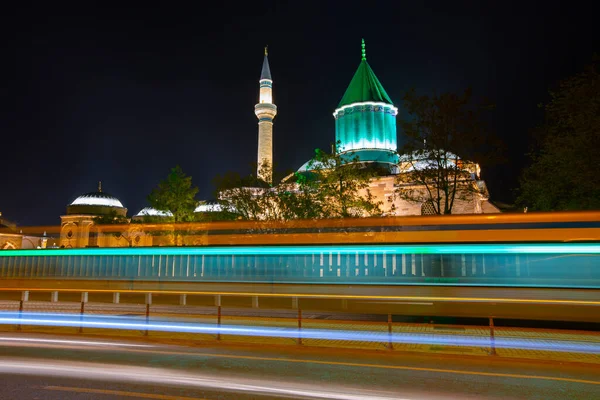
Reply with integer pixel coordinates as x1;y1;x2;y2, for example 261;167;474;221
0;233;22;250
60;216;94;248
363;175;498;216
60;214;161;248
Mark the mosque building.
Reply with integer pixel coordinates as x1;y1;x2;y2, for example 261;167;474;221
291;39;499;216
59;182;139;248
57;40;499;248
58;183;214;248
0;212;55;249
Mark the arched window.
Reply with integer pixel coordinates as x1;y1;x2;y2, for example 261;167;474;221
88;227;98;247
2;242;16;250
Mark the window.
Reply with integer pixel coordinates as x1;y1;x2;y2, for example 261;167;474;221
421;201;436;215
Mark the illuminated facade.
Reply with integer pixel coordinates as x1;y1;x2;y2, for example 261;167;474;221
295;40;499;215
255;47;277;183
50;41;498;251
59;183;153;248
1;214;54;249
334;39;399;165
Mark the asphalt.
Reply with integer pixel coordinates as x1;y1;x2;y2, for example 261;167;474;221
1;332;599;399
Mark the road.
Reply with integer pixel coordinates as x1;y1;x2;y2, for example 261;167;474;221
1;332;599;399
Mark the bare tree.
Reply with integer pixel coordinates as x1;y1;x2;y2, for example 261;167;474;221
395;88;496;214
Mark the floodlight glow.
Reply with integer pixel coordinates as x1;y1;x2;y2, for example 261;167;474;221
135;207;173;217
333;101;398;116
70;196;124;208
334;102;398;153
194;204;222;213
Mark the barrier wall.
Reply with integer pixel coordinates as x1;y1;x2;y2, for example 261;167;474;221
0;244;599;288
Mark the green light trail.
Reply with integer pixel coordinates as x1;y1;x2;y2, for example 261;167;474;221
1;243;599;257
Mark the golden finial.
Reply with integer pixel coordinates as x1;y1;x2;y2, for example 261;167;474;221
98;181;102;192
264;46;268;56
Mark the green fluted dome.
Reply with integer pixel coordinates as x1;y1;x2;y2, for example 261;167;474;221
337;60;393;108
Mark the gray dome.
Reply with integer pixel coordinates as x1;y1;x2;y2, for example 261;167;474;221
70;191;124;208
134;207;173;217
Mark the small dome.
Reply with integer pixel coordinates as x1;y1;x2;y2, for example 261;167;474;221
296;149;399;173
194;203;222;213
134;207;173;217
70;191;124;208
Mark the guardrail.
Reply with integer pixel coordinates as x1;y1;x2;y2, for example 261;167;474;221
1;280;599;323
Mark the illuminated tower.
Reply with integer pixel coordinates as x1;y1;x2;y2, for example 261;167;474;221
255;47;277;183
334;39;399;165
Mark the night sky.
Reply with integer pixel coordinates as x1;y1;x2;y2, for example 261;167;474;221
2;1;598;226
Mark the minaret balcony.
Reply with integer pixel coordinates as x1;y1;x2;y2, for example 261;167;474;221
255;103;278;119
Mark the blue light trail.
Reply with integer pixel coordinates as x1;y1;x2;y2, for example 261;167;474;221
1;312;598;354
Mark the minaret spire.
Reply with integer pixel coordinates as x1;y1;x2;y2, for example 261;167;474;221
255;47;277;183
260;47;272;81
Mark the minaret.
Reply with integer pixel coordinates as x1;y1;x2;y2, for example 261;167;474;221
255;47;277;183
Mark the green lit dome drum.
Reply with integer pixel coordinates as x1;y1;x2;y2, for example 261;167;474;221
334;102;398;153
334;39;399;165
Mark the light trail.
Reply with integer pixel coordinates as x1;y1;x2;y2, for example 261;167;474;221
3;287;600;305
0;336;154;348
1;358;405;400
1;312;599;354
1;243;600;257
44;386;205;400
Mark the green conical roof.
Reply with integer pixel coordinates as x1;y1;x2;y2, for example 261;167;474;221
337;59;394;108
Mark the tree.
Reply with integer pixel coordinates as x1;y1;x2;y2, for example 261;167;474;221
214;144;383;221
517;60;600;211
148;165;199;222
147;165;199;245
277;172;326;220
213;161;280;221
93;211;136;247
395;88;495;214
305;144;383;218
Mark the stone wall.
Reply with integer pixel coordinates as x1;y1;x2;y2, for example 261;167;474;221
362;175;498;216
0;233;22;249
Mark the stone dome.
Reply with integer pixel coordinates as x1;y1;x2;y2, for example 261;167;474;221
194;203;222;213
66;184;127;216
70;192;124;208
134;207;173;217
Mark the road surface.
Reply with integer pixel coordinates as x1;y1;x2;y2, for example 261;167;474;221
1;332;599;399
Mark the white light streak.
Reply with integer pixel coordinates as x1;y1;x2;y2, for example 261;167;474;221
0;358;406;400
0;336;153;348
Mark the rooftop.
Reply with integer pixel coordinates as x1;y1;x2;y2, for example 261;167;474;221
337;39;393;108
70;192;124;208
